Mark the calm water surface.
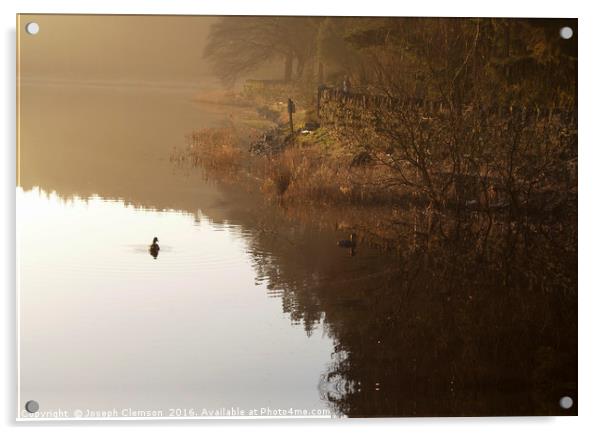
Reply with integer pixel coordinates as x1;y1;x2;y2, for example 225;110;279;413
18;82;337;415
17;81;577;418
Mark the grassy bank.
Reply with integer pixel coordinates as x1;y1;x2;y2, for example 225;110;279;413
173;86;576;254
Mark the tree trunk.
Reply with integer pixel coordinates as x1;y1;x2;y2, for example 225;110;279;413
296;56;306;80
318;61;324;84
283;54;293;82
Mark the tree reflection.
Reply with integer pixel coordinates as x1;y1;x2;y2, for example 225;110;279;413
244;205;577;416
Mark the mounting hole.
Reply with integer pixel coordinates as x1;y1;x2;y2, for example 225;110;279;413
24;400;39;413
559;396;573;409
25;22;40;35
559;26;573;40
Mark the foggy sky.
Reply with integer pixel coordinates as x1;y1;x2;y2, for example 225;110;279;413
18;14;217;83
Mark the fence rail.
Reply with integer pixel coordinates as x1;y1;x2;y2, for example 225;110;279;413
316;86;576;125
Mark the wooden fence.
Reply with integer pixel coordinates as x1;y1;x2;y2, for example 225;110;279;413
316;86;577;126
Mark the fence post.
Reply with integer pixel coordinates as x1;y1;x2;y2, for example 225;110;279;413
287;98;295;134
317;85;324;118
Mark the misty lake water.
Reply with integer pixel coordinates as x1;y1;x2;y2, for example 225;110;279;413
17;81;577;418
18;82;340;415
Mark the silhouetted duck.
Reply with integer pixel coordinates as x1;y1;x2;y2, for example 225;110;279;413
337;233;357;248
149;237;160;259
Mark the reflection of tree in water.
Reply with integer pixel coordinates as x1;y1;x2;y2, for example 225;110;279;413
245;206;577;416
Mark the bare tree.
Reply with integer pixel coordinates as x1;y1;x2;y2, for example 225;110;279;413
204;16;323;86
321;18;576;222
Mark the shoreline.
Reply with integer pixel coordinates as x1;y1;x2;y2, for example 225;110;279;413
176;87;577;254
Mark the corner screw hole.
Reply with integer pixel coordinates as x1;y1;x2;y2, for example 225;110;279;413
25;22;40;35
559;26;573;40
559;396;573;409
24;400;39;413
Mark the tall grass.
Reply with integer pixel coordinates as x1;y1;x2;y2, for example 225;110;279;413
172;128;243;171
259;145;404;206
176;125;387;194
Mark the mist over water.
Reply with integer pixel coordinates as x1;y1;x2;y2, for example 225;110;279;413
17;82;339;415
17;15;577;418
17;77;577;419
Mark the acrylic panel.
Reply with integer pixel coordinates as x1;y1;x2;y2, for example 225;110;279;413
16;14;577;420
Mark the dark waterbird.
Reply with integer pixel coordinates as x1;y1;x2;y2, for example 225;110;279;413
337;233;357;257
337;233;357;248
149;237;160;259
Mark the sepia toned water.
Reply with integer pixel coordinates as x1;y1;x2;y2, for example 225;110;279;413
17;81;577;418
17;82;339;417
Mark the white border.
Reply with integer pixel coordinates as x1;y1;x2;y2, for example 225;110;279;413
3;0;601;434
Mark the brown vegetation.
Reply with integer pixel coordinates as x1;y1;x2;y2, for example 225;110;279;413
171;127;244;171
191;16;578;416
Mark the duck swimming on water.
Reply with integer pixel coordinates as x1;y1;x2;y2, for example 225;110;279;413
337;233;357;248
149;237;160;259
337;233;357;257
